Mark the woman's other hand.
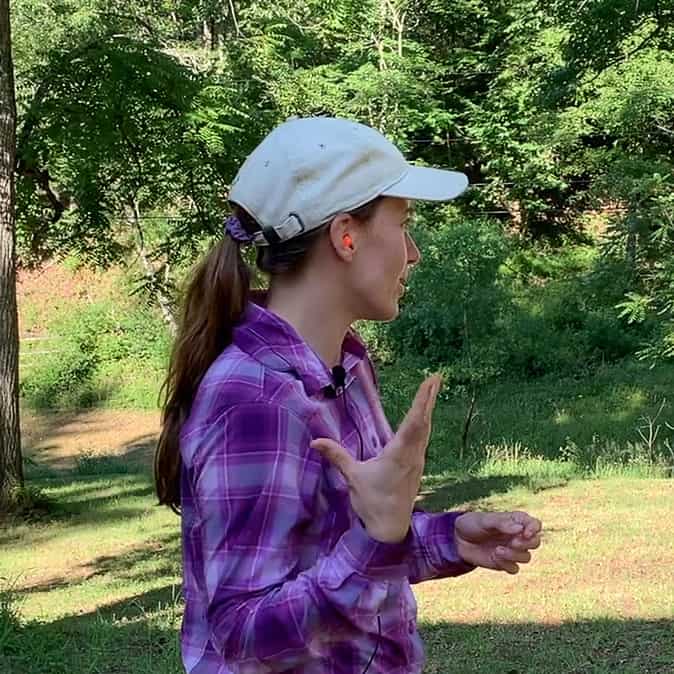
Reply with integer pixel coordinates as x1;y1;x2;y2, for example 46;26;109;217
454;511;542;574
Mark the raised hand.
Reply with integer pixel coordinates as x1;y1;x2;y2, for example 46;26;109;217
311;374;443;543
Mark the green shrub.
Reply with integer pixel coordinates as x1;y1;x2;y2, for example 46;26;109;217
20;298;171;410
362;210;651;385
496;305;590;379
20;338;100;409
376;212;510;368
504;241;598;282
0;485;53;523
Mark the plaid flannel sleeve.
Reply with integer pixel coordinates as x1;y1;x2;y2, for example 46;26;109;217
405;509;477;584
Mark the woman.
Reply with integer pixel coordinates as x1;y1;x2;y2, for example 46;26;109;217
155;116;542;674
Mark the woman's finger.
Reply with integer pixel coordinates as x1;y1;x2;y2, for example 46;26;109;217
510;511;543;538
393;374;442;452
494;556;519;575
481;512;524;536
495;546;532;565
510;534;542;551
423;375;442;423
524;517;542;538
310;438;356;480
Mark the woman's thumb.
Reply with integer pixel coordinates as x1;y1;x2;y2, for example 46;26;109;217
311;438;354;478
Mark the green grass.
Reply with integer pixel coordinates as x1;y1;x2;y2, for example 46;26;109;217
381;358;674;476
1;461;672;674
417;476;674;673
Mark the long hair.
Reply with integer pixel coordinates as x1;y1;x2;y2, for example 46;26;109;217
154;199;382;512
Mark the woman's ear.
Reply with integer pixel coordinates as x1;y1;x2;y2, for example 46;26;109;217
328;213;357;261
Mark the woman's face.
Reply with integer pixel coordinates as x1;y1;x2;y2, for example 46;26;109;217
351;197;420;321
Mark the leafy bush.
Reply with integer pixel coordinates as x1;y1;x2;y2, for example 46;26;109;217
0;485;53;522
20;298;171;410
21;339;100;409
369;210;510;374
361;207;652;386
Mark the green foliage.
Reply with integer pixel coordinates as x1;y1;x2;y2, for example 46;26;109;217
504;242;597;281
385;210;509;370
21;336;100;409
0;484;53;521
20;299;171;410
550;0;674;77
363;214;649;386
0;578;22;656
593;159;674;362
10;0;674;367
499;278;645;379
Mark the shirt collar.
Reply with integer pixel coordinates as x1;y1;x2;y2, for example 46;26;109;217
232;291;367;397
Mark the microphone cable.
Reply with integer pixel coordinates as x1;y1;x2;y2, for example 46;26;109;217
328;365;382;674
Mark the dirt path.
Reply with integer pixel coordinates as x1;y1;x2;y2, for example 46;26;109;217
21;407;161;472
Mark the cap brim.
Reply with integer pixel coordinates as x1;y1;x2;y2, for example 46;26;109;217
382;166;469;202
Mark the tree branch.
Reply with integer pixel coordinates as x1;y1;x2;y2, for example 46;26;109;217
15;161;67;223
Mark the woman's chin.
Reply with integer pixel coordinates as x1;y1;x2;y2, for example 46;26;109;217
368;300;401;322
358;291;403;322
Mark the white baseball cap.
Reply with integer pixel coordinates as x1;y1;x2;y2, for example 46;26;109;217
228;116;469;247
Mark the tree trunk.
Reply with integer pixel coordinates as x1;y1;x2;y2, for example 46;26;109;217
0;0;23;510
460;307;478;461
227;0;241;37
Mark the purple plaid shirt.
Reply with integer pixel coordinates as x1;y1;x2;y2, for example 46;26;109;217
179;296;474;674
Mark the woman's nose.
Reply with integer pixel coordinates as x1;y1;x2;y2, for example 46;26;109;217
406;232;421;266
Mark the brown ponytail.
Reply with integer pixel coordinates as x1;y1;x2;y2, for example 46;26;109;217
154;199;383;512
154;229;250;512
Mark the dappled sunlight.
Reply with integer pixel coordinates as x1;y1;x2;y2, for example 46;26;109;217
2;472;672;673
13;533;182;620
0;472;180;610
553;407;572;425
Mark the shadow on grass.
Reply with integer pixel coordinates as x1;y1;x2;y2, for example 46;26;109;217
420;618;674;673
0;585;184;674
20;404;116;456
21;407;159;475
417;475;533;512
2;600;672;673
415;471;569;513
380;359;674;468
18;533;181;596
0;473;161;547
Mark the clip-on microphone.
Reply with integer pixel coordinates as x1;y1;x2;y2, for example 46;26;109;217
323;365;346;398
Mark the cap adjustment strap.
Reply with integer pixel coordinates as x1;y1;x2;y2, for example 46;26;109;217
259;213;305;246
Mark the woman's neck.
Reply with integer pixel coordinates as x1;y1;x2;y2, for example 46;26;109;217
265;280;353;369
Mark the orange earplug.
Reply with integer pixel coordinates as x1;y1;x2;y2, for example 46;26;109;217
343;234;353;249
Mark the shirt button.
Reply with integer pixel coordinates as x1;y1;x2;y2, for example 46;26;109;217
408;621;415;634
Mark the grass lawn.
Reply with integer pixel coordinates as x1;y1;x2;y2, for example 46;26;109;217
1;461;672;674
